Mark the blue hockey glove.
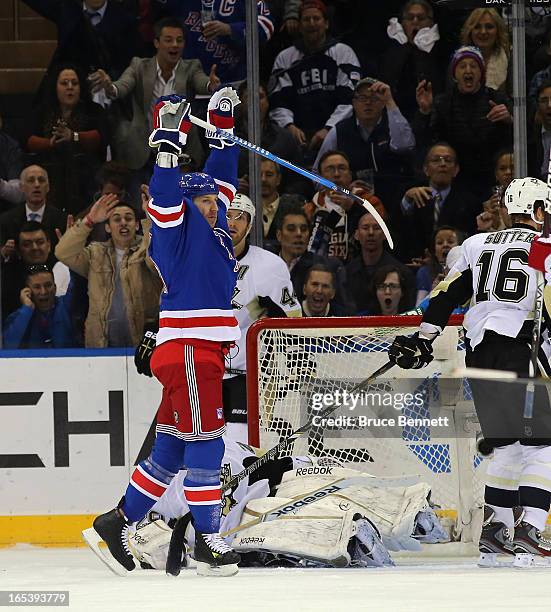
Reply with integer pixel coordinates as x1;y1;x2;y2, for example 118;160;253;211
149;95;192;161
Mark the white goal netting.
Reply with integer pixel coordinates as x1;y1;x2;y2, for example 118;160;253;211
246;315;487;542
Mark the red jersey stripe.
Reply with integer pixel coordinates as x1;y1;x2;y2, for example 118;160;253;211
217;183;235;202
184;487;221;503
131;468;167;499
160;315;239;329
148;204;184;223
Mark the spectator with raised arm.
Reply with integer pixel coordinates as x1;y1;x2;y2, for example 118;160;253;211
413;45;513;198
269;0;360;155
400;142;479;259
88;17;219;191
314;78;415;217
55;195;162;348
27;64;108;216
380;0;447;122
305;150;386;264
3;265;74;349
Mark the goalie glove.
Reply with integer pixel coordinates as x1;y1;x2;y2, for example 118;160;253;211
206;86;240;149
412;508;448;544
528;235;551;281
149;95;192;167
388;332;434;370
134;321;159;377
350;514;394;567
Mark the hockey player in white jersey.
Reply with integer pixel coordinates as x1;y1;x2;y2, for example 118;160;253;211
125;439;447;571
224;193;301;442
388;177;551;567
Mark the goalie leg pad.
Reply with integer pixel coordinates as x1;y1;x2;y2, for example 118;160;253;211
275;469;433;552
233;498;356;567
127;518;177;570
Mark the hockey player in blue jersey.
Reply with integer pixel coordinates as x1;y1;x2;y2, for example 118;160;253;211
91;87;243;577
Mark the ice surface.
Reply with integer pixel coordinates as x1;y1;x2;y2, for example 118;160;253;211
1;546;551;612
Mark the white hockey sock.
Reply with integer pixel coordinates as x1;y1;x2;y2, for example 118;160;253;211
522;507;548;531
489;505;514;528
484;443;521;525
519;445;551;531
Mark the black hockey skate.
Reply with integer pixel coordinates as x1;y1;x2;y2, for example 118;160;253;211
512;520;551;568
92;504;135;572
194;531;240;577
477;505;522;568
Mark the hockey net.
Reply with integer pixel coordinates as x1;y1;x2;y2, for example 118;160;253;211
246;315;486;542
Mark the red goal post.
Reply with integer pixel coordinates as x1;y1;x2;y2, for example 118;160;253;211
245;314;486;541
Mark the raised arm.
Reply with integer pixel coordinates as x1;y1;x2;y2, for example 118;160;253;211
203;88;241;226
55;194;118;277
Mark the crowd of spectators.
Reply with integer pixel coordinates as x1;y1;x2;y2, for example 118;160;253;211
1;0;549;349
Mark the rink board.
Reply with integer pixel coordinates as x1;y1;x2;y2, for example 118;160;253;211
0;351;161;546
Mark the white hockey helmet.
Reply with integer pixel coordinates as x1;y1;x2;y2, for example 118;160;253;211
504;177;549;221
229;193;256;234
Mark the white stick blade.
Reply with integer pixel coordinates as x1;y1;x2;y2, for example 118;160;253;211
360;199;394;249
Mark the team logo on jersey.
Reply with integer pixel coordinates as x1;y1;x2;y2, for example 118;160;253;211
173;410;179;424
281;287;298;307
217;407;223;420
237;264;249;280
231;285;243;309
220;462;238;517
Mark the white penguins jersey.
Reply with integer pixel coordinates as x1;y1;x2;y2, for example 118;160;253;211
149;440;270;542
226;244;301;377
420;225;544;349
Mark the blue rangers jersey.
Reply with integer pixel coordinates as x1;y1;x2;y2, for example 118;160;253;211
153;0;274;84
147;146;240;345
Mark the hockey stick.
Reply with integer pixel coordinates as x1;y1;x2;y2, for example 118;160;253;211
222;360;394;494
188;113;394;249
524;156;551;419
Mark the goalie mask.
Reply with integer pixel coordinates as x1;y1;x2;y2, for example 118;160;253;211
180;172;218;199
228;193;255;235
504;177;549;222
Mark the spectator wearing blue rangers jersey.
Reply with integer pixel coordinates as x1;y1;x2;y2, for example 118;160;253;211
269;0;361;154
91;89;243;578
152;0;274;85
